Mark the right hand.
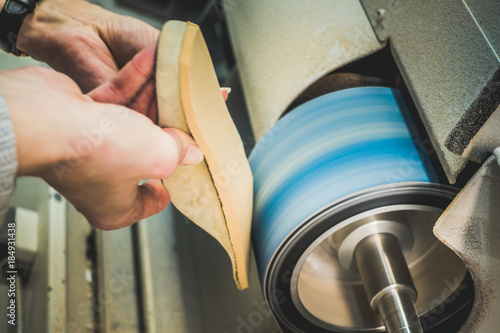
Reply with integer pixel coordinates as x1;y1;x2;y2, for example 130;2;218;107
0;66;203;230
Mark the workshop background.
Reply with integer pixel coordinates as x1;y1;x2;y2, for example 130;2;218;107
1;0;499;332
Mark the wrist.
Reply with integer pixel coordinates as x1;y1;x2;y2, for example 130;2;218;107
0;0;40;55
16;0;109;59
1;74;82;176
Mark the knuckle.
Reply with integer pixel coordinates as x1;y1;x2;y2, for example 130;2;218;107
88;215;135;231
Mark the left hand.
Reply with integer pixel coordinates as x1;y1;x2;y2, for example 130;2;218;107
88;44;231;124
15;0;230;123
16;0;159;93
88;43;159;123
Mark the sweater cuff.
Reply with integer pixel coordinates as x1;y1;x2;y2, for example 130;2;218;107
0;90;17;224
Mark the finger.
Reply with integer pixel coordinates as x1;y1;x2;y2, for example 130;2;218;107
102;19;160;68
88;43;157;107
133;179;171;222
138;127;203;181
48;39;120;93
126;76;157;119
63;62;116;93
90;127;201;230
162;128;204;166
145;94;158;124
87;180;170;230
221;87;231;101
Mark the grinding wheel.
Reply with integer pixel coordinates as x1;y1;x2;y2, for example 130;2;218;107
156;21;253;290
249;87;473;332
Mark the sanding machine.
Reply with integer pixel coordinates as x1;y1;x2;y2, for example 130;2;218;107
0;1;498;332
224;0;500;332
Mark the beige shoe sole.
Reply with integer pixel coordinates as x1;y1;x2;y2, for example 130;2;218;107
156;21;253;290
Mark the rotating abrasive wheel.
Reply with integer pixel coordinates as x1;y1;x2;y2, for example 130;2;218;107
249;87;474;333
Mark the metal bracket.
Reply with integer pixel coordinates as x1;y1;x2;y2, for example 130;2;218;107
360;0;500;183
493;147;500;166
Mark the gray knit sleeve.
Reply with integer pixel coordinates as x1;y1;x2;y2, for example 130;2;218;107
0;90;17;223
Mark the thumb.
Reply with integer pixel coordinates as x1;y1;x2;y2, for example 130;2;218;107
162;128;204;166
146;127;203;180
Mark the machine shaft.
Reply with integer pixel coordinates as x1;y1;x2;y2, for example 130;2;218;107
354;233;423;333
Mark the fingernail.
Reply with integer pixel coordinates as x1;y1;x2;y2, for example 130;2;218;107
221;87;232;94
181;145;204;165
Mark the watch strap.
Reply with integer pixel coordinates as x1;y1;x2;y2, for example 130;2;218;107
0;0;39;55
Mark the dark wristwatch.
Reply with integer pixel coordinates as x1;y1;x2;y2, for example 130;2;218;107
0;0;40;55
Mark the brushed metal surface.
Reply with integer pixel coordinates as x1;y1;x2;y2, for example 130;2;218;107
434;156;500;333
361;0;500;183
292;204;466;331
224;0;382;140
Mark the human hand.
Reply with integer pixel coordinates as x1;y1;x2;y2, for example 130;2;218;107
14;0;159;93
0;66;203;230
88;44;231;124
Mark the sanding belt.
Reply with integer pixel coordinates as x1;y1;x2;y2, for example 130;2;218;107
155;21;253;290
